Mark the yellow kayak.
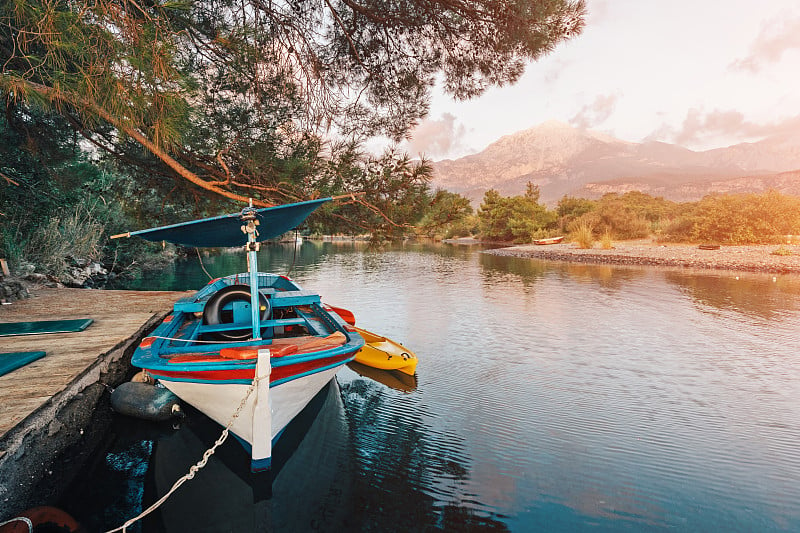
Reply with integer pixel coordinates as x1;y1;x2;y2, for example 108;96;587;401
353;326;418;375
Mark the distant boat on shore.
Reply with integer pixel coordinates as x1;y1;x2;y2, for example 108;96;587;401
533;236;565;245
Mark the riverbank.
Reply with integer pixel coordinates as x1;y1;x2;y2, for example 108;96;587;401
486;240;800;274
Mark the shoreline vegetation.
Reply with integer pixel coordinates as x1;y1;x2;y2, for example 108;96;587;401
6;186;800;302
3;238;799;305
478;239;800;274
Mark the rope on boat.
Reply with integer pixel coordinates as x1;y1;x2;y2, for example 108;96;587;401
286;228;299;277
196;248;214;281
105;376;262;533
149;335;233;344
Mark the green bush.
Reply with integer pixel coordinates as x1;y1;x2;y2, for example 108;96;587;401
556;196;596;233
443;215;479;239
590;194;655;239
659;215;696;242
691;191;800;244
478;184;557;242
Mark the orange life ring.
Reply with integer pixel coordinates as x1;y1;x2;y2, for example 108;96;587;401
0;506;81;533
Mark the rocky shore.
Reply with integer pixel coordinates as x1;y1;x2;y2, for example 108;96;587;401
486;240;800;274
0;260;115;304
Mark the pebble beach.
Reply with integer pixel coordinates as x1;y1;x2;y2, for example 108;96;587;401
486;240;800;274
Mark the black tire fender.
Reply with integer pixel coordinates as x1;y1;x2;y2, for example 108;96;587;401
203;284;270;341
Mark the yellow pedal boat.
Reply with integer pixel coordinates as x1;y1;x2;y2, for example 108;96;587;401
352;326;417;376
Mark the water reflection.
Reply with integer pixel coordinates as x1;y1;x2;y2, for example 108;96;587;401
479;253;648;293
61;382;354;532
346;362;418;393
148;381;353;532
76;242;800;532
339;374;510;531
665;270;800;320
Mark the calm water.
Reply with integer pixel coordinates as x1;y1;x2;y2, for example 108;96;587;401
62;242;800;532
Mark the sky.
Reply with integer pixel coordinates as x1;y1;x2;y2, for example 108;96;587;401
393;0;800;161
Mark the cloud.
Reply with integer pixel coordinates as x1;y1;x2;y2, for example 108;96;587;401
568;93;618;129
406;113;468;158
730;14;800;72
650;108;800;147
585;0;611;26
541;58;570;85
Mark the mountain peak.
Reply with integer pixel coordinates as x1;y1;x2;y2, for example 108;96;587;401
492;120;626;149
431;121;800;204
537;119;573;130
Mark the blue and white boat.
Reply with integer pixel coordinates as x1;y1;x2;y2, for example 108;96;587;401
115;198;363;471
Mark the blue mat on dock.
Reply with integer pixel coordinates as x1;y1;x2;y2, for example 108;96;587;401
0;318;93;337
0;351;46;377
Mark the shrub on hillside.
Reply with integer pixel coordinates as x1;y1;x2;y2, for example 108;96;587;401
691;191;800;244
478;184;556;242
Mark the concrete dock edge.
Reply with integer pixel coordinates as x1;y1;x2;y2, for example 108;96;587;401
0;311;167;520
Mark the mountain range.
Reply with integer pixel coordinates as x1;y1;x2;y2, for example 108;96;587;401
431;121;800;204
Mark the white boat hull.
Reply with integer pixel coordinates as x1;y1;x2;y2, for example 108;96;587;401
162;365;341;468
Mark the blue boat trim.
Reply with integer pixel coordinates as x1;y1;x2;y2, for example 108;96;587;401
250;457;271;472
148;351;357;387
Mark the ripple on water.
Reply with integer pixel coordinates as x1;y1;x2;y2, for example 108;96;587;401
91;243;800;532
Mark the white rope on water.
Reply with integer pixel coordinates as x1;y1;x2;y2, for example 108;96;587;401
105;377;261;533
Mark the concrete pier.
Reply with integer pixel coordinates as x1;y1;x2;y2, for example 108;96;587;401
0;287;189;520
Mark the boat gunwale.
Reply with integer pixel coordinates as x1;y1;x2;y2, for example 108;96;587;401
147;351;357;387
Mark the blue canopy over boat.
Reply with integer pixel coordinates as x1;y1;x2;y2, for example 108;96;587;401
122;198;331;248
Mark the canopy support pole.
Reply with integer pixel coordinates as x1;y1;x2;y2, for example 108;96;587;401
241;201;262;341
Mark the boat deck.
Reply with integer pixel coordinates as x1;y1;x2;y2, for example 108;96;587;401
0;287;189;439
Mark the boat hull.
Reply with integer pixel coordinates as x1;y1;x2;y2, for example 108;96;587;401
162;365;341;457
129;272;363;471
533;236;565;245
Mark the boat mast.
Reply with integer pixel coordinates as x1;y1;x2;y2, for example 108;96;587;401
241;200;262;341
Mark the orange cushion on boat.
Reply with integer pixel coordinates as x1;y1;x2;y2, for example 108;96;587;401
272;344;298;357
219;344;299;359
220;346;266;359
295;331;347;353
